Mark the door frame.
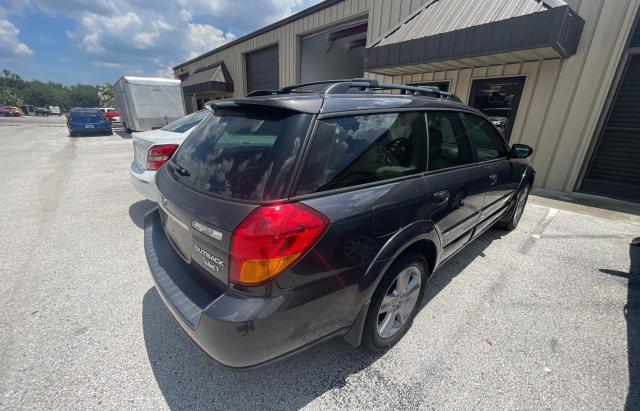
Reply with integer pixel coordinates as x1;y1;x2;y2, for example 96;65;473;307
467;75;527;142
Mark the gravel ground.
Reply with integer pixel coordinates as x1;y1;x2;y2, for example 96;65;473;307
0;116;638;410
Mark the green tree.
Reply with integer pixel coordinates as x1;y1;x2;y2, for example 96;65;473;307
1;69;103;110
0;88;23;106
69;84;99;108
98;83;115;107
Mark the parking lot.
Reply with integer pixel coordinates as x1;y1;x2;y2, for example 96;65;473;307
0;116;638;410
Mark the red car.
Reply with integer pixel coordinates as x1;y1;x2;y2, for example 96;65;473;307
99;107;120;122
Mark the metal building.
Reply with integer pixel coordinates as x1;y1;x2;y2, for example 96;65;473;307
174;0;640;202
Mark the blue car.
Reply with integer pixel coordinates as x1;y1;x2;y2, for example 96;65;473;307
67;108;112;136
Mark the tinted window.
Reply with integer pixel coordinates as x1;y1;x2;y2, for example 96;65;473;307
427;111;474;171
464;113;508;161
70;108;101;116
297;112;427;194
162;110;210;133
171;109;312;201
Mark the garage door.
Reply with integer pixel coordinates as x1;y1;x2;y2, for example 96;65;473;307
246;45;279;93
582;54;640;202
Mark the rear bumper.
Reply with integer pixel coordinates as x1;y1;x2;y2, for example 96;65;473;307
143;209;356;369
129;163;157;202
68;123;112;133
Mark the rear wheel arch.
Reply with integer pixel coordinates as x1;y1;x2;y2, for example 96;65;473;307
344;221;441;347
363;221;441;297
401;239;437;278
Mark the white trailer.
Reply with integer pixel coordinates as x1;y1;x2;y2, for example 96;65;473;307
113;76;185;132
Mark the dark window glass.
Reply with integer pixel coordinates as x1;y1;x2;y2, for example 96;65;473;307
161;110;210;133
464;113;508;161
297;112;428;194
70;108;101;116
427;111;474;171
171;109;312;201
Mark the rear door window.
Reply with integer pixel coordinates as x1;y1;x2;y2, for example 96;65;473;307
171;109;312;201
161;110;210;133
463;113;508;162
426;111;474;171
70;109;101;116
296;112;427;194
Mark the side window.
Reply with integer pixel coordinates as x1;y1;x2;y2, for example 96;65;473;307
426;111;474;171
296;112;428;194
464;113;508;161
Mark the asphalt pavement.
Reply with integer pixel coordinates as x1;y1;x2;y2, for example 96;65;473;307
0;116;638;410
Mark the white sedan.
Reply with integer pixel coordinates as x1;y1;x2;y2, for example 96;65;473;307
129;110;209;202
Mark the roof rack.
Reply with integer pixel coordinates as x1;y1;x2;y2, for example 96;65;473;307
246;78;462;102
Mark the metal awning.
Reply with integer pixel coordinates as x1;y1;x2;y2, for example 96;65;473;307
365;0;585;75
181;62;234;94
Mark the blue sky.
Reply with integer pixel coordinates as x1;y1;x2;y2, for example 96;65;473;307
0;0;322;85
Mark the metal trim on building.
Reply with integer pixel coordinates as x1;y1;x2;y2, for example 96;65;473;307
364;5;585;72
181;62;234;95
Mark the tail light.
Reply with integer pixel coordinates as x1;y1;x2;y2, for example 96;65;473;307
67;116;73;123
147;144;178;170
230;203;329;286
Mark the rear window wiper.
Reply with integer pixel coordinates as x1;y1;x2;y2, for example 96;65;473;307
170;161;190;177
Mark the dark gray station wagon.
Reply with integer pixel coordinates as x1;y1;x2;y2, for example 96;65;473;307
144;79;535;368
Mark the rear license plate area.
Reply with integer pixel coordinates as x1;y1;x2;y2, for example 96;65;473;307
85;124;94;128
163;211;193;263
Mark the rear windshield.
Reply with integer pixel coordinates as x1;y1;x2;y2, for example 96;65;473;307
162;110;210;133
70;109;101;116
171;109;312;201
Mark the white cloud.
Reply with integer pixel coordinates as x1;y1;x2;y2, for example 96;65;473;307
187;23;236;59
132;31;159;49
178;9;191;22
93;61;122;68
156;65;176;79
0;17;33;59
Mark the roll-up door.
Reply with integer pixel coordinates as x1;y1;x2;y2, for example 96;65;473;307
582;55;640;201
245;45;279;93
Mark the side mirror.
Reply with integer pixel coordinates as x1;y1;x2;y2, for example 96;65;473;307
510;144;533;159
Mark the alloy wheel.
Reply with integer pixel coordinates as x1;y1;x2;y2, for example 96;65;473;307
377;265;422;339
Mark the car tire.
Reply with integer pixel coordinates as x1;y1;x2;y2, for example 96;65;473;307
497;183;531;231
362;251;428;352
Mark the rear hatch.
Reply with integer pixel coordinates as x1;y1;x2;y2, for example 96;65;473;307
154;105;315;287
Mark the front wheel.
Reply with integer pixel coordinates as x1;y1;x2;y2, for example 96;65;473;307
363;252;427;351
497;183;531;230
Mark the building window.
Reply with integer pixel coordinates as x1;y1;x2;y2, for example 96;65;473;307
468;76;526;142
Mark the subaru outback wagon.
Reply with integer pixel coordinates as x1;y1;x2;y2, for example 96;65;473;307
143;79;535;368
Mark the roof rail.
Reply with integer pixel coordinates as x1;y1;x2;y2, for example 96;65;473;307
246;78;462;102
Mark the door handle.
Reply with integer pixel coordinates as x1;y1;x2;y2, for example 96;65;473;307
488;174;498;186
433;190;449;205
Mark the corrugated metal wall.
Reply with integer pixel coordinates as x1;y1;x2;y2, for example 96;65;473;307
368;0;640;193
376;0;548;46
174;0;427;96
